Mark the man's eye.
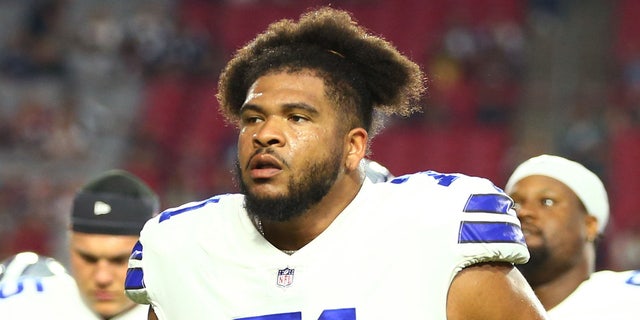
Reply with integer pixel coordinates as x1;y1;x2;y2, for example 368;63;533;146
242;116;262;124
289;115;308;123
542;198;555;207
111;257;129;266
80;254;98;264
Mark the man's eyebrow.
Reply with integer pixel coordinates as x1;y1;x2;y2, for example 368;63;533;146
240;102;320;116
282;102;319;115
73;248;97;260
239;103;262;114
73;247;132;261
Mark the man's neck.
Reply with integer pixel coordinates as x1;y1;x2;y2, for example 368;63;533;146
531;252;594;311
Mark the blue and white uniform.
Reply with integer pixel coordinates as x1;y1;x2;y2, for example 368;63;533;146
126;171;529;319
0;251;148;319
548;270;640;319
0;252;91;319
0;272;95;319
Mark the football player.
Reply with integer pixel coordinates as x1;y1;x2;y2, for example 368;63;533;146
506;154;640;319
70;169;159;319
126;7;547;320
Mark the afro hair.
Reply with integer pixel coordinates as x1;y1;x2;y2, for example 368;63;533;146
217;6;426;137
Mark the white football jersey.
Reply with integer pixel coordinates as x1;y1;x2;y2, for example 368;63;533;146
110;304;149;320
0;266;148;319
126;171;529;320
548;269;640;319
0;272;95;319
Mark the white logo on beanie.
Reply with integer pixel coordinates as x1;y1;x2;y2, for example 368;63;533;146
93;201;112;215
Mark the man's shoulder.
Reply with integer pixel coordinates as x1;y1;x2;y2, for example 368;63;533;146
550;270;640;318
386;170;504;194
156;193;244;224
588;269;640;289
139;193;245;237
560;270;640;306
374;170;510;211
373;170;527;266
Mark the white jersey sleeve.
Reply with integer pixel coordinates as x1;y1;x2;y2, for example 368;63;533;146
387;171;528;271
125;171;528;320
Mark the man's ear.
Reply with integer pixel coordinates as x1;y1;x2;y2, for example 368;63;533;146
585;214;599;242
345;128;367;171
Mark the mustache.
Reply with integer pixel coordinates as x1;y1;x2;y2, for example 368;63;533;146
519;219;542;235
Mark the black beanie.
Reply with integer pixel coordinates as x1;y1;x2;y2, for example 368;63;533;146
71;169;159;235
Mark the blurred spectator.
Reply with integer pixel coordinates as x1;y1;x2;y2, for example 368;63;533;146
558;85;609;179
0;0;68;79
41;98;89;160
415;9;524;130
10;98;53;151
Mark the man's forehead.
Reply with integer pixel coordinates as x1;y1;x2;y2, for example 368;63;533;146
243;72;328;106
71;232;138;250
511;175;582;202
252;70;325;89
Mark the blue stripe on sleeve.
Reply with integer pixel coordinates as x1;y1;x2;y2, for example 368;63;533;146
464;194;513;214
458;221;525;244
124;268;145;290
129;241;143;260
159;196;221;223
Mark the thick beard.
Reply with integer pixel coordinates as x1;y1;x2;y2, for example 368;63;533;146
516;245;551;287
238;149;343;222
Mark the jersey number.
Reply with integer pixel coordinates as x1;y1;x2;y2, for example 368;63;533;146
391;171;459;187
237;308;355;320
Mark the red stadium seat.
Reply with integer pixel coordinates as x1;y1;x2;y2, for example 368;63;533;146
609;128;640;230
370;125;509;183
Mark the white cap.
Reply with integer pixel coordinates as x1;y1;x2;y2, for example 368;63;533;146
505;154;609;233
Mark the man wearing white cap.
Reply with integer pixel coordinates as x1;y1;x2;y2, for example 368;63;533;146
505;154;640;319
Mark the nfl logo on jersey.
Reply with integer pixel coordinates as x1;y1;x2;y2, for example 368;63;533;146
277;267;294;288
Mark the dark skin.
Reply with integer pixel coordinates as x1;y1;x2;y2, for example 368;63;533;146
148;307;158;320
447;262;547;320
148;70;548;319
508;175;599;310
237;71;364;252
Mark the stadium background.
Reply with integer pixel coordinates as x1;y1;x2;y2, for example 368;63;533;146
0;0;639;271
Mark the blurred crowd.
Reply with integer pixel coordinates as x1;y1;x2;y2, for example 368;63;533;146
0;0;639;270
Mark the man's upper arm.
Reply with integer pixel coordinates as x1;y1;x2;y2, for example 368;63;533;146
148;305;158;320
447;262;548;320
